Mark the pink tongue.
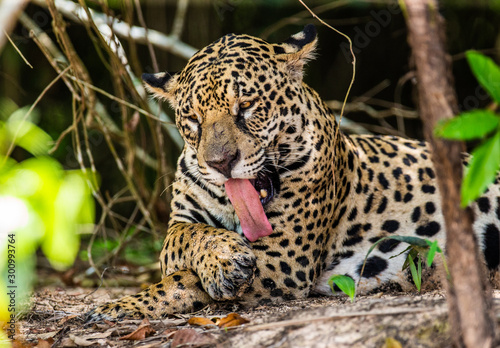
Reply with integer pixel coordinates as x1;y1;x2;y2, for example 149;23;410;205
224;178;273;242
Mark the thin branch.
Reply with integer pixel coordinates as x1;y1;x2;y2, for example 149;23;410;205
170;0;190;39
64;74;171;125
3;30;33;68
38;0;184;151
21;9;166;168
356;79;391;101
20;13;78;97
327;100;418;120
355;122;407;137
297;0;356;138
261;0;350;39
32;0;197;60
134;0;158;72
2;66;71;165
335;116;371;135
0;0;29;52
243;307;434;332
93;109;157;234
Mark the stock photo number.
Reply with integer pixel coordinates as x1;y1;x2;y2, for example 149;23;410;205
6;233;16;339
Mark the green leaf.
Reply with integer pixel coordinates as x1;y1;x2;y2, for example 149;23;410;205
440;253;451;279
328;275;356;302
403;248;420;271
426;240;439;267
417;256;422;289
461;130;500;207
0;97;20;121
389;245;413;260
425;239;443;253
434;110;500;140
382;236;429;248
466;51;500;103
6;119;52;156
407;254;422;291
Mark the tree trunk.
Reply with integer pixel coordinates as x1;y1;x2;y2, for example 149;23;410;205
402;1;496;347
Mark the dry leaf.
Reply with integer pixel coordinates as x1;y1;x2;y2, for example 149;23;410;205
58;314;78;326
60;268;77;286
383;337;403;348
103;319;116;326
65;332;112;346
217;313;250;328
82;332;113;340
188;313;250;329
187;317;216;326
58;337;75;347
119;325;155;340
171;329;215;348
162;328;178;338
119;318;155;341
71;334;99;346
37;331;58;340
35;339;53;348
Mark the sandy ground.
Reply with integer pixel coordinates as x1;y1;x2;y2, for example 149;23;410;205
14;286;500;347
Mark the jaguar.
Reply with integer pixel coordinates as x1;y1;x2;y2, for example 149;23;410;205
88;24;500;321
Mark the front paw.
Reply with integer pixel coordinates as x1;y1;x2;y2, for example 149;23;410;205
86;270;214;322
199;239;256;301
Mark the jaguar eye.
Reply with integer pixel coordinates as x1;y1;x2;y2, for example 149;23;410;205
187;114;198;122
239;100;255;110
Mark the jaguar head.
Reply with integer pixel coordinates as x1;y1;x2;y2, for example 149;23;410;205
143;25;318;241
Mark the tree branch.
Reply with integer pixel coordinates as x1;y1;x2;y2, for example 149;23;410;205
32;0;197;60
403;1;496;347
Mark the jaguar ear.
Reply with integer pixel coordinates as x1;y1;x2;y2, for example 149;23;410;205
142;72;178;103
274;24;318;80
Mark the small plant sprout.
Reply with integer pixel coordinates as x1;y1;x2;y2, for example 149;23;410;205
327;274;356;302
359;236;448;292
404;249;423;291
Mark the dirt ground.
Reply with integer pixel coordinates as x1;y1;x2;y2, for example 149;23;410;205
14;286;500;347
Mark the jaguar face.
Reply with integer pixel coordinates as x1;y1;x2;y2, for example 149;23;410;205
143;25;318;206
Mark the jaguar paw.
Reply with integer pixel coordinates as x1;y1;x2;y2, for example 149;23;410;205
85;270;213;322
202;246;257;301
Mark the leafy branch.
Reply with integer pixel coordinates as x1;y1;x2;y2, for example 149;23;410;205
435;51;500;207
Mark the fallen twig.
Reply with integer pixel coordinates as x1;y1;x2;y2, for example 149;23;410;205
243;307;437;332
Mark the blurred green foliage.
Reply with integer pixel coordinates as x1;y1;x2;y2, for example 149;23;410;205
0;102;94;327
81;231;162;267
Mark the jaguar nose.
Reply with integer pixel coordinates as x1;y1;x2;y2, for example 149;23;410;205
205;149;240;178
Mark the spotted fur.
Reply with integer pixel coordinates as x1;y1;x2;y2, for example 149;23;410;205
88;25;500;321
